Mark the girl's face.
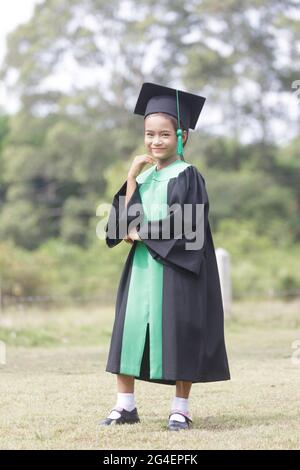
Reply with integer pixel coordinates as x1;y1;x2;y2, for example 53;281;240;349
144;113;187;162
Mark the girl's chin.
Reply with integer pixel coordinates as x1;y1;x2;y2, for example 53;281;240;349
151;153;169;159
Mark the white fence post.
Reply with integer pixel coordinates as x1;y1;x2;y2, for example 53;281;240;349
0;275;3;314
0;341;6;365
215;248;232;316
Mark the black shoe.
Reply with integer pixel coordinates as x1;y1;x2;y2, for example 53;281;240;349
167;410;193;431
98;406;140;426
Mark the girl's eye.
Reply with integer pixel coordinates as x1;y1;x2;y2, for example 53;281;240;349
146;133;170;136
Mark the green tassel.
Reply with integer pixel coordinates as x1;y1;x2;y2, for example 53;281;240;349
176;128;184;157
176;89;184;158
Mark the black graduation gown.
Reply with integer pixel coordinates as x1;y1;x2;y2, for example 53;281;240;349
104;162;230;385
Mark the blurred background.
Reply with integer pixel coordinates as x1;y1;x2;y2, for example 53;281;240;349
0;0;300;451
0;0;299;309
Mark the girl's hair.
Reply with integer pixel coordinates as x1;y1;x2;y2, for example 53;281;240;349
145;112;189;161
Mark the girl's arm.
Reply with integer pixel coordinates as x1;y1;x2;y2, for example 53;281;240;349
126;154;154;198
124;177;138;244
125;155;155;241
125;176;137;208
105;155;154;247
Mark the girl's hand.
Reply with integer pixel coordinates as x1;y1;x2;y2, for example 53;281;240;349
128;154;155;179
125;227;141;243
123;228;141;244
123;234;134;245
130;227;141;241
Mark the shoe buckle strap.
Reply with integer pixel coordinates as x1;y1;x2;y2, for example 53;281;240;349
110;406;124;413
169;409;193;423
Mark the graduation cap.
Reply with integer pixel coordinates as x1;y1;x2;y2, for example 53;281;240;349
133;82;206;157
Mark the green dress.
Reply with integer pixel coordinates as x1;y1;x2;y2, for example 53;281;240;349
119;159;191;380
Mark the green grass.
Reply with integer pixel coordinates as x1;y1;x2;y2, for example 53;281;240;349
0;304;113;347
0;300;299;449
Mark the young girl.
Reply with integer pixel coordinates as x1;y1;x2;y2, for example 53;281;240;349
100;82;230;431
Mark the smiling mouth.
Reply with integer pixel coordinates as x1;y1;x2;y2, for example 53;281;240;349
152;148;166;150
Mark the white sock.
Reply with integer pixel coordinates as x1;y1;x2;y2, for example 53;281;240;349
170;396;189;423
108;392;136;419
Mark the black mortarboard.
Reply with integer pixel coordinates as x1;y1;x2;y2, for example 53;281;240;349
133;82;206;157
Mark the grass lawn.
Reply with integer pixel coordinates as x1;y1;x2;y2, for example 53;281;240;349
0;300;299;450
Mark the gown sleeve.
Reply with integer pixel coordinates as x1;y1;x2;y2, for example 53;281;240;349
105;180;143;248
136;165;209;276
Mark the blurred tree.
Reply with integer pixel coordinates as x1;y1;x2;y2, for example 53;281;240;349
0;112;10;201
274;135;300;240
0;0;299;249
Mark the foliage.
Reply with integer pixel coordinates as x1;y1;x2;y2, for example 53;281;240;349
0;0;299;300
